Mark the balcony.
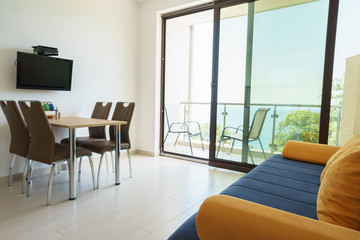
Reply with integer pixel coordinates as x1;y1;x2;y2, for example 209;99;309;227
163;102;342;165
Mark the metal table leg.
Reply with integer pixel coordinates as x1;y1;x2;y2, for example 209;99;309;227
115;124;121;185
69;128;77;199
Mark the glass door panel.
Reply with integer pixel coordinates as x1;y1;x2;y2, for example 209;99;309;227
331;0;360;146
215;0;330;166
163;10;213;158
215;4;249;162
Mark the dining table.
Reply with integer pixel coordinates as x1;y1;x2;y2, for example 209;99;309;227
48;116;127;200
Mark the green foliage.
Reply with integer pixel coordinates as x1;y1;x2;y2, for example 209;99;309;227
194;123;224;142
274;75;344;151
192;123;235;146
274;110;320;151
331;75;344;106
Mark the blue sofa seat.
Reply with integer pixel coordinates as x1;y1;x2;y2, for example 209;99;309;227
169;154;325;240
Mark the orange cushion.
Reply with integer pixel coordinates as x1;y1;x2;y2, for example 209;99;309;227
282;140;340;165
320;135;360;182
317;145;360;230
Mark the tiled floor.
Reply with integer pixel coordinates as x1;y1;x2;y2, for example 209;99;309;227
0;154;244;240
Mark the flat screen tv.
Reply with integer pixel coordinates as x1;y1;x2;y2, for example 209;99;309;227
16;51;73;91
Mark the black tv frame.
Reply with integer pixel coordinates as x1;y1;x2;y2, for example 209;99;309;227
16;51;73;91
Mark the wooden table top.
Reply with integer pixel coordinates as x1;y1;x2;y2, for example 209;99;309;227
48;116;126;129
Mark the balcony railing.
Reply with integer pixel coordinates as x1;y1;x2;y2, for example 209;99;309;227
178;101;342;154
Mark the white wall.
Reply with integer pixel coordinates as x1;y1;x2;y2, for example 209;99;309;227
0;0;139;177
137;0;209;155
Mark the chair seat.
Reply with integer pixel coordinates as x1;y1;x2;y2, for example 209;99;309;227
60;136;105;146
53;143;92;162
223;133;243;141
80;140;130;155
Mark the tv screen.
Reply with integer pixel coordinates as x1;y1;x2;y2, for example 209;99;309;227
16;51;73;91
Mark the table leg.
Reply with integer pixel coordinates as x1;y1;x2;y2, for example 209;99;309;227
69;128;77;199
115;124;121;185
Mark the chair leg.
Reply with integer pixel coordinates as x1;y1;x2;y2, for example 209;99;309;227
174;133;181;147
127;148;132;178
229;139;236;155
200;133;204;151
57;163;61;174
47;163;56;206
248;148;255;165
26;160;32;197
88;156;96;190
21;158;28;194
8;154;16;186
164;131;170;143
78;157;82;181
216;138;223;157
105;153;109;171
259;139;267;160
188;134;193;155
97;154;105;189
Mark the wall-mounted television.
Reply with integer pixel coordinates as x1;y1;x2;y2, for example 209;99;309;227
16;51;73;91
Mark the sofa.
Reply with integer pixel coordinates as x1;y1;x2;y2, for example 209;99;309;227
169;139;360;240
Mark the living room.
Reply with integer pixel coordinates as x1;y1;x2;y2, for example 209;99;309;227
0;0;359;239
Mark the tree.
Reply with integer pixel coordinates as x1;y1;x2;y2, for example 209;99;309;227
274;75;344;150
274;110;320;151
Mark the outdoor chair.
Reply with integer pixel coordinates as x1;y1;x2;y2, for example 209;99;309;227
216;108;270;164
164;106;204;155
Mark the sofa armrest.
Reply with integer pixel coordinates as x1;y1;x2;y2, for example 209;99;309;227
196;195;360;240
282;140;340;165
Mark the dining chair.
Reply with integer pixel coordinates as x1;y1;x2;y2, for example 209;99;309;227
18;101;96;205
216;108;270;164
0;100;29;193
60;102;112;145
60;102;112;178
80;102;135;188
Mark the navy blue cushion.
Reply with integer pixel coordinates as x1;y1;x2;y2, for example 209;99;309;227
168;155;325;240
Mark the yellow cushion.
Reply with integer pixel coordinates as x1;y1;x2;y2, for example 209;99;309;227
282;140;340;165
317;145;360;230
320;135;360;182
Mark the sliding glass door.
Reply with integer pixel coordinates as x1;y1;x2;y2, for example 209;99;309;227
161;9;213;158
161;0;338;172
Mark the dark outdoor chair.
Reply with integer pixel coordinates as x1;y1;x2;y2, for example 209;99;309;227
80;102;135;188
216;108;270;164
0;100;29;193
164;106;204;155
18;101;96;205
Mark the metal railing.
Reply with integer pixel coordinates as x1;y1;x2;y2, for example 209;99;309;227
179;101;342;153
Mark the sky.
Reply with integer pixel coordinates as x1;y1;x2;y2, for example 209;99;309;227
165;0;359;121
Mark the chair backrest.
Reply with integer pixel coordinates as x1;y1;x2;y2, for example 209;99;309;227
0;100;29;158
89;102;112;139
249;108;270;139
164;106;181;130
164;107;171;130
18;101;55;164
109;102;135;148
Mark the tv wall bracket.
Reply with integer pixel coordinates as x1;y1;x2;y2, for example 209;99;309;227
32;45;58;56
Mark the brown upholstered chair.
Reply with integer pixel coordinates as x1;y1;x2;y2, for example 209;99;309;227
81;102;135;188
60;102;112;177
18;101;96;205
0;100;29;193
60;102;112;145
